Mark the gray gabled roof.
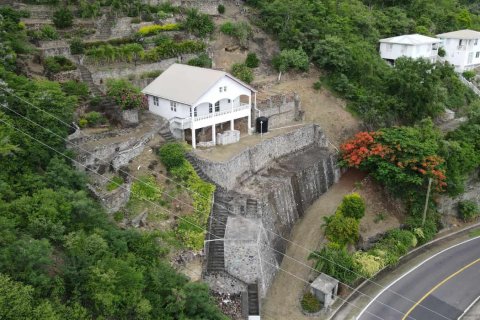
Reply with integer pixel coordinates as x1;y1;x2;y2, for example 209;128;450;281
141;63;256;106
379;34;440;45
437;29;480;39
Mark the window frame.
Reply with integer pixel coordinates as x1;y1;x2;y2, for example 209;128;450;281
153;96;159;106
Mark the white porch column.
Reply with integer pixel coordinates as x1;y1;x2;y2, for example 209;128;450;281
248;94;252;135
212;124;216;145
191;128;196;149
230;99;234;130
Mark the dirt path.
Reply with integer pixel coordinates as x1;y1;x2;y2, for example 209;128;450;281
261;170;366;320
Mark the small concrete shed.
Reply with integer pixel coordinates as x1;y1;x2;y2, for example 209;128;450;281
310;273;339;308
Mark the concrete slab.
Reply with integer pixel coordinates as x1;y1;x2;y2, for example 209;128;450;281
194;122;307;162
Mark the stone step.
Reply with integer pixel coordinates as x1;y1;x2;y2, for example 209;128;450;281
247;283;260;315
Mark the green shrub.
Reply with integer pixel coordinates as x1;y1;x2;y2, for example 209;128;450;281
217;4;225;14
273;47;309;72
106;79;146;110
43;56;76;75
438;47;446;57
245;52;259;68
113;211;124;222
462;70;476;81
231;63;254;84
84;111;105;126
458;200;479;222
354;251;385;277
323;213;359;246
337;193;365;220
61;80;89;98
131;17;141;24
131;175;162;202
369;229;418;266
70;37;84;55
107;176;124;191
53;7;73;29
308;243;361;285
301;292;321;313
39;25;59;40
187;53;212;68
220;22;235;35
140;70;162;79
183;9;215;38
313;81;322;90
158;143;186;171
405;215;438;244
137;23;180;36
78;118;88;128
220;21;252;47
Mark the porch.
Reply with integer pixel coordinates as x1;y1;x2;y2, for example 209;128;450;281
169;105;251;149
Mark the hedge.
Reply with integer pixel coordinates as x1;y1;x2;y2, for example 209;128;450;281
137;23;180;36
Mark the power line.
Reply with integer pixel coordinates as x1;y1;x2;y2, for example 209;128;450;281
0;116;396;320
0;86;452;320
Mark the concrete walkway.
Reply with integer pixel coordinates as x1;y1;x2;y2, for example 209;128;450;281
261;170;365;320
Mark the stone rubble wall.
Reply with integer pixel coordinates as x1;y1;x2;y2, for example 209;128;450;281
195;124;328;190
437;171;480;217
87;181;132;213
254;93;299;129
89;55;197;88
199;125;340;299
38;40;71;58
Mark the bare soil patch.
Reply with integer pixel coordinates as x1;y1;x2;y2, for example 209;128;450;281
356;176;405;240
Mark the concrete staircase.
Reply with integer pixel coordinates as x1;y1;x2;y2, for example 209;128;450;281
246;198;258;216
78;65;102;96
206;200;228;272
96;13;115;40
159;127;176;143
247;282;260;316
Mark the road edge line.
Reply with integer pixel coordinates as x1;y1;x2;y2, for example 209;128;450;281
327;221;480;320
458;295;480;320
356;235;480;319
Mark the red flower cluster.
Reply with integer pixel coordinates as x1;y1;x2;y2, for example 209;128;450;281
340;132;390;167
340;131;447;192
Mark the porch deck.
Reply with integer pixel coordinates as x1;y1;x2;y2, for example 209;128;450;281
193;122;308;162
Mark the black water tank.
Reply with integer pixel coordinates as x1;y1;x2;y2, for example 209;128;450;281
256;116;268;133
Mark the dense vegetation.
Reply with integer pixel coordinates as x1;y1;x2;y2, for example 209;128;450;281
0;7;225;319
250;0;479;128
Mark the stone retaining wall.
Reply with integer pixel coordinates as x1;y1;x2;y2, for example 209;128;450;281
195;124;328;190
254;93;299;129
90;55;197;87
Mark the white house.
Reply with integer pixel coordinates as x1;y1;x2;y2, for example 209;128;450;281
437;29;480;72
379;34;441;64
142;64;256;149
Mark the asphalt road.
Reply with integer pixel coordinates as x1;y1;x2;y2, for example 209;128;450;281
358;236;480;320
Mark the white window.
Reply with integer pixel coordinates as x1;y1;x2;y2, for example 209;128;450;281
224;86;227;92
215;101;220;112
219;87;223;92
477;52;480;58
387;44;393;52
475;39;479;46
170;101;177;112
194;107;197;117
153;96;159;106
459;39;464;46
209;103;213;113
227;99;231;103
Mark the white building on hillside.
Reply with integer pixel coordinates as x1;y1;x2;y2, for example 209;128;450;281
142;64;256;149
379;34;441;64
437;29;480;72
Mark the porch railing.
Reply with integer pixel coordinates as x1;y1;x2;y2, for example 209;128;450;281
170;104;250;130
